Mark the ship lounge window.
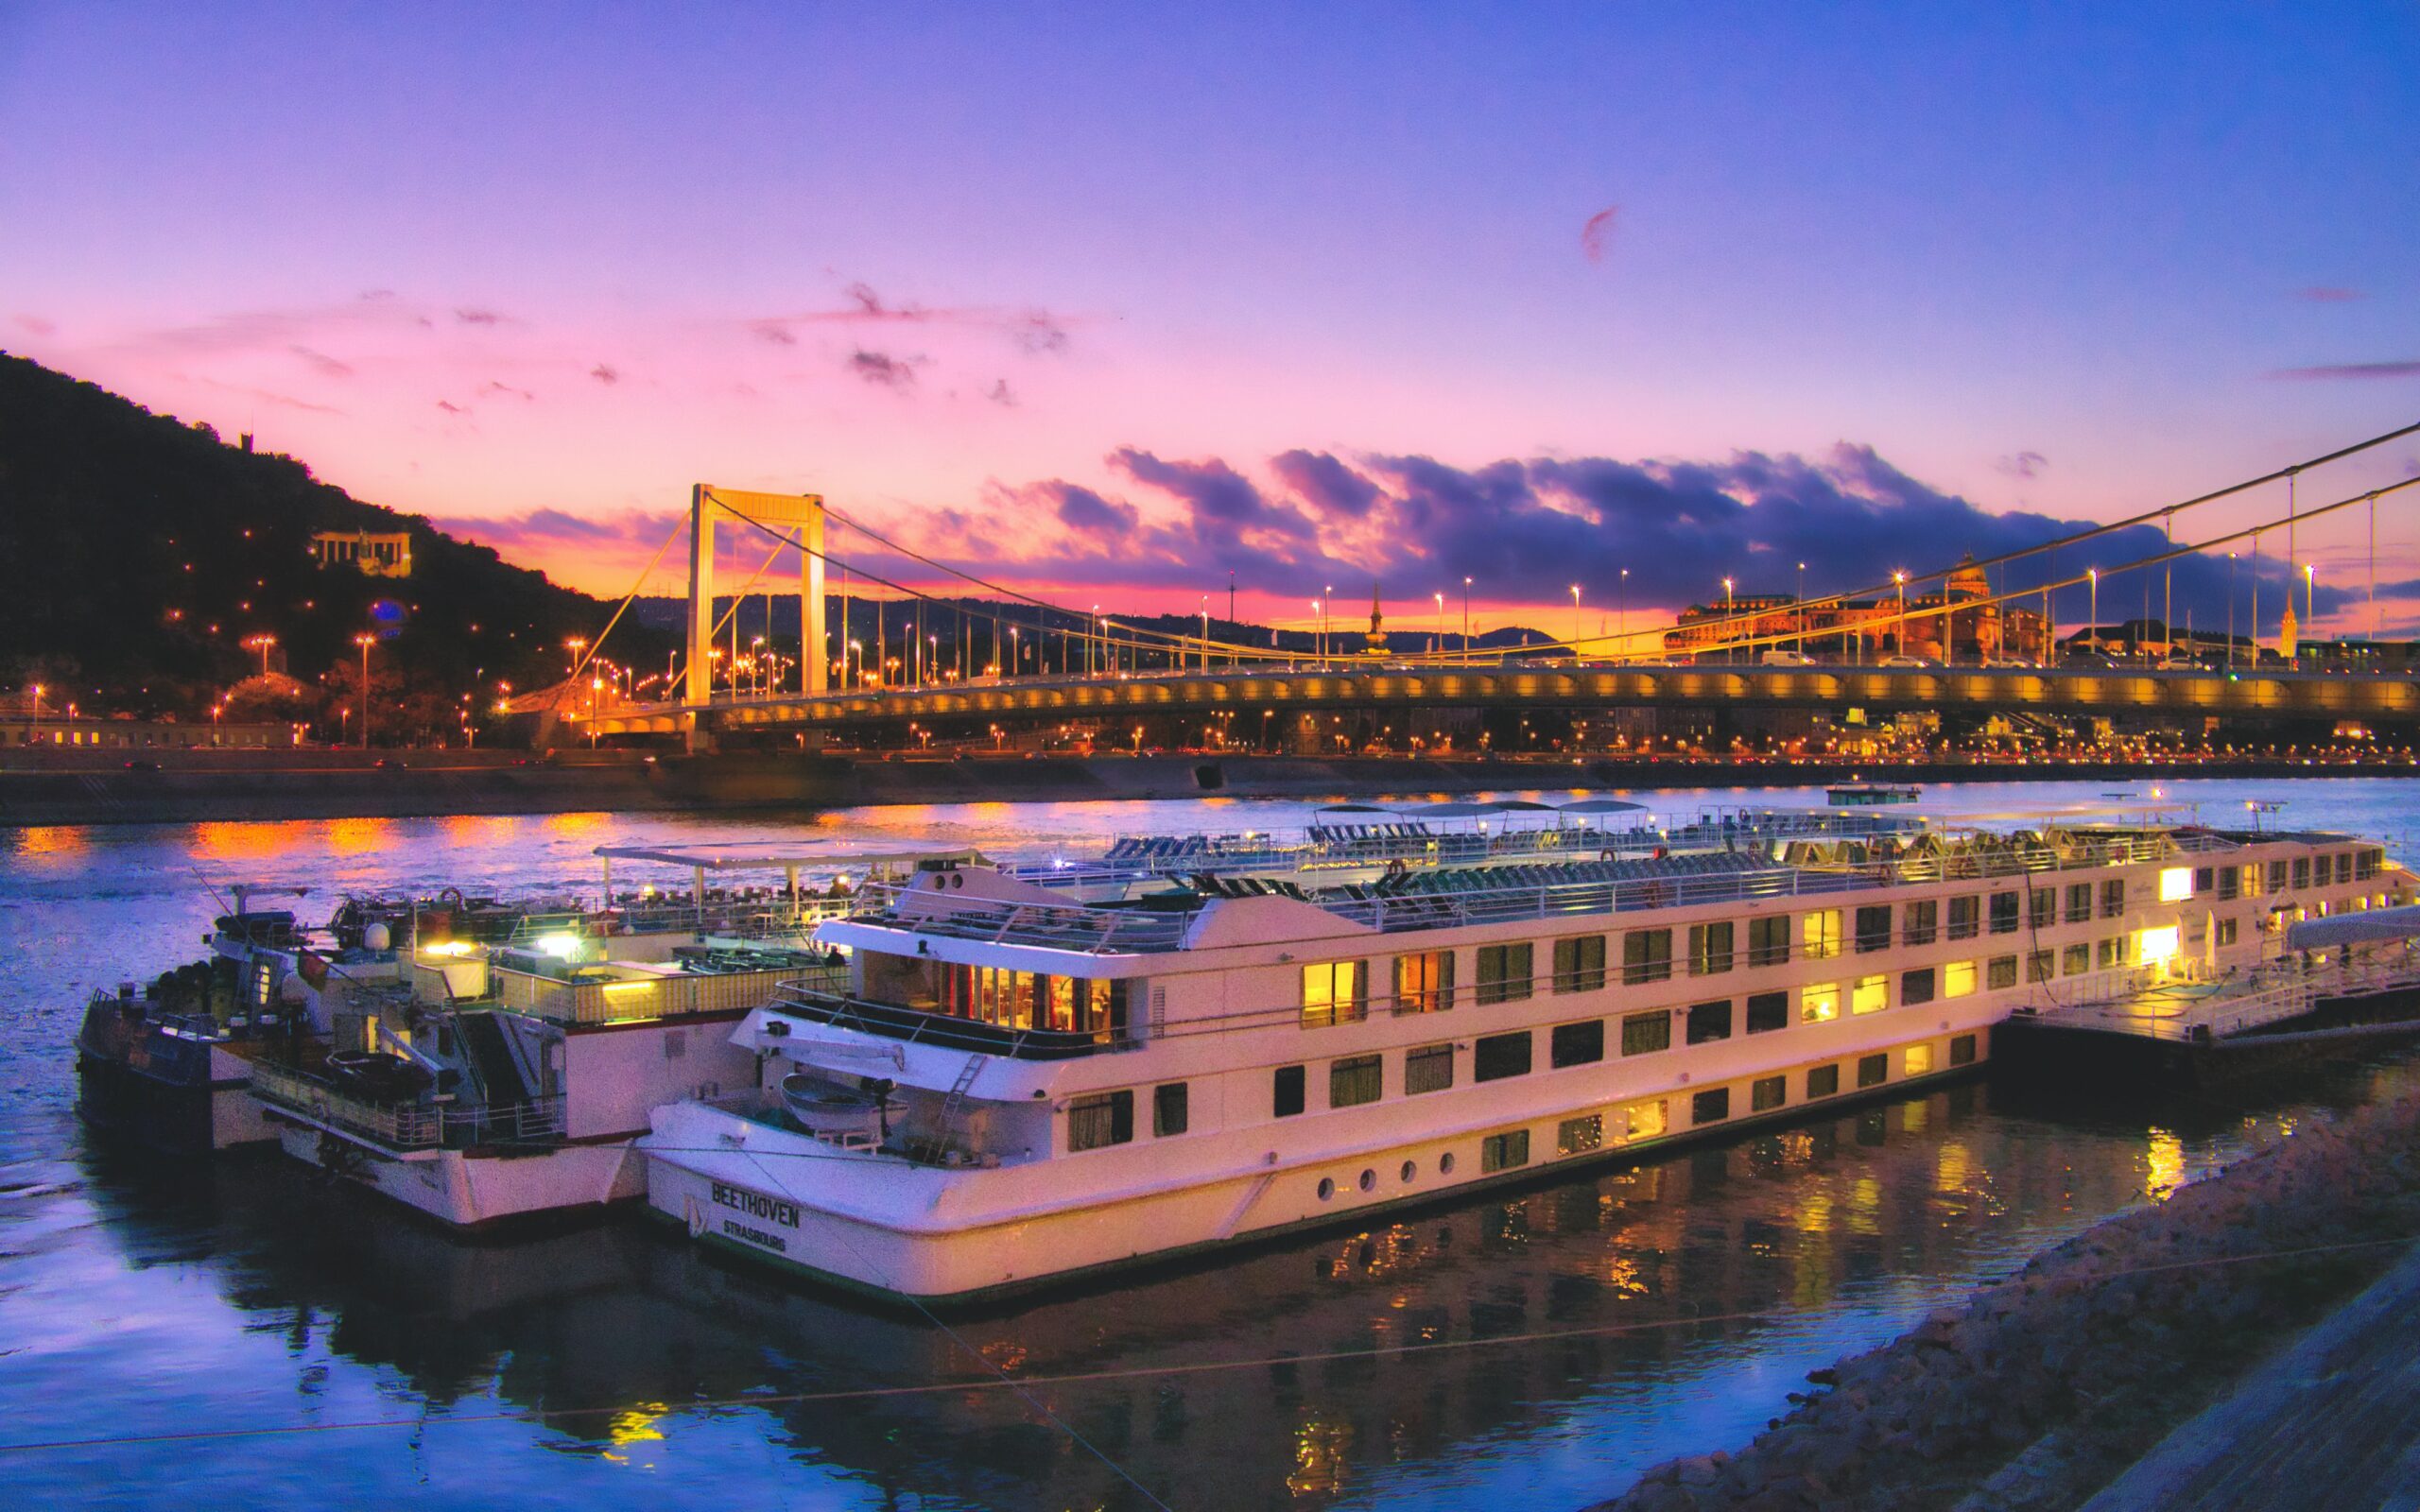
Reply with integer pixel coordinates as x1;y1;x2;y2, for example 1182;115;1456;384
1745;990;1789;1034
1405;1041;1456;1094
1624;1098;1669;1139
1394;950;1456;1014
937;964;1127;1036
2266;861;2287;894
1067;1090;1134;1152
1476;943;1535;1004
1621;929;1672;986
1854;905;1893;954
2338;853;2356;885
1273;1065;1306;1118
2243;864;2265;897
1474;1031;1532;1081
1620;1010;1671;1056
1901;967;1935;1005
1987;955;2019;990
2027;951;2054;984
2066;883;2093;923
2217;868;2239;902
1851;974;1889;1016
2097;936;2120;970
1906;1043;1935;1076
2216;918;2238;947
1858;1052;1889;1088
1806;1064;1841;1099
1301;961;1368;1028
2063;943;2091;975
1950;1033;1979;1066
1685;999;1733;1044
1558;1114;1603;1156
2030;889;2055;929
1691;1088;1730;1125
1550;1020;1605;1067
1945;961;1978;998
2102;879;2127;919
2359;849;2382;880
1688;921;1735;976
1947;896;1980;940
1989;891;2020;935
1747;915;1791;967
1802;909;1842;960
1329;1055;1383;1108
1801;982;1841;1023
2158;868;2194;903
1153;1082;1189;1137
1480;1129;1530;1173
1902;900;1938;946
2195;868;2216;895
1552;935;1607;992
1752;1074;1786;1112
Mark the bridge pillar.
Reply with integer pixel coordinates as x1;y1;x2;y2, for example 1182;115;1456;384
684;487;827;737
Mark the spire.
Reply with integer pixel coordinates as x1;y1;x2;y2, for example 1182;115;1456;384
1365;582;1386;653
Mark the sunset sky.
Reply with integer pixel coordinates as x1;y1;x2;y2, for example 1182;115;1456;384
4;4;2416;638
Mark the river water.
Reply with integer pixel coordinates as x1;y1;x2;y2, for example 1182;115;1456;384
3;778;2417;1510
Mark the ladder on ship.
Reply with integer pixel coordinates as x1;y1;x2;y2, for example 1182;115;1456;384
934;1053;986;1160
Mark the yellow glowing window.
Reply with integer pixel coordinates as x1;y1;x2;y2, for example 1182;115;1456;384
2135;926;2180;966
1852;974;1889;1015
1624;1098;1668;1140
2157;868;2193;903
1906;1043;1934;1076
1803;909;1843;960
1944;961;1978;998
1301;961;1367;1027
1802;982;1841;1022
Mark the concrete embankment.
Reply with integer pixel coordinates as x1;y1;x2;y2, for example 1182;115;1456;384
1586;1089;2420;1512
0;749;2410;827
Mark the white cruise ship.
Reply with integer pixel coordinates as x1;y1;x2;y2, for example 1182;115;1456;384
639;813;2407;1302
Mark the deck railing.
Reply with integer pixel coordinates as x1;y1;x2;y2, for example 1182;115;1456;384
251;1060;567;1148
489;960;849;1025
767;981;1125;1059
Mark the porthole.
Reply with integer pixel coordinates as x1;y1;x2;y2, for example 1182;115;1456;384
1358;1168;1376;1193
1439;1152;1457;1176
1316;1177;1336;1201
1400;1160;1417;1184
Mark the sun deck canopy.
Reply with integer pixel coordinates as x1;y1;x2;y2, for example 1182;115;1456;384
594;841;988;870
2286;905;2420;953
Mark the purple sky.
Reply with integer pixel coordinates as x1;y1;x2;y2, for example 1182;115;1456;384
3;4;2415;636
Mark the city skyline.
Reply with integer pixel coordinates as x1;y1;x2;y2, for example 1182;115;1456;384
4;4;2416;636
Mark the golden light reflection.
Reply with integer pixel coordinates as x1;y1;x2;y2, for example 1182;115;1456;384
441;814;521;847
190;820;301;861
2145;1128;2187;1201
598;1400;667;1467
324;816;394;854
1602;1253;1651;1297
977;1340;1028;1374
1847;1177;1883;1236
1900;1101;1929;1135
1287;1414;1355;1497
1793;1192;1834;1235
1936;1142;1972;1196
12;825;90;859
542;811;612;837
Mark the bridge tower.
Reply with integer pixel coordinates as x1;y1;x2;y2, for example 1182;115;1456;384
684;487;827;736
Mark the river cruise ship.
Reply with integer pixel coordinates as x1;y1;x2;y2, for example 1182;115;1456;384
641;812;2405;1302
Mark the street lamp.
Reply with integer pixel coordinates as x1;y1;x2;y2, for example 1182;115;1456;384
2087;569;2100;658
1618;568;1629;662
2304;562;2316;636
354;633;376;749
564;637;586;678
1796;562;1806;653
1893;571;1907;657
1461;576;1473;658
1722;577;1735;662
2227;553;2238;668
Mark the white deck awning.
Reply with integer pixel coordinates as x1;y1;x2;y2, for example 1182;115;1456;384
594;841;987;870
2286;905;2420;952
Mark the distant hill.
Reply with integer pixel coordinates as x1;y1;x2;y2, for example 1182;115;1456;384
0;353;665;732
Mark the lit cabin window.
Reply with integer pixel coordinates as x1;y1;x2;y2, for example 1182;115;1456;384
1301;961;1367;1027
1944;961;1979;998
1851;974;1889;1015
1623;1098;1668;1140
1906;1043;1935;1076
2157;868;2193;903
1801;982;1841;1023
2135;925;2181;966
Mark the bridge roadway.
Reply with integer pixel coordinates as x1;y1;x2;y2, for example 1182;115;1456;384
579;660;2420;739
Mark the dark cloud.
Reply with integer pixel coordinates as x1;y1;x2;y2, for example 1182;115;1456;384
1047;483;1138;540
986;378;1016;406
1011;312;1069;354
2269;361;2420;381
752;320;798;346
849;349;922;390
1112;448;1319;546
1995;451;2048;480
590;364;620;385
1582;206;1619;263
2295;286;2363;302
454;308;508;325
427;507;687;559
289;345;354;379
435;399;467;415
478;380;535;402
1271;450;1382;517
752;281;1076;355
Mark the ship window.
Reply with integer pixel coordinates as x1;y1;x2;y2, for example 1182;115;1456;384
1751;1074;1787;1112
1691;1088;1730;1125
1619;1010;1671;1056
1950;1033;1978;1066
1404;1042;1456;1094
1906;1043;1935;1076
2061;883;2088;922
1987;955;2019;990
1476;943;1535;1004
1745;990;1789;1034
2266;861;2287;894
1557;1114;1603;1156
1550;1020;1605;1067
2158;868;2193;903
1945;960;1978;997
2196;867;2217;895
1474;1031;1532;1082
2216;918;2238;947
1273;1065;1305;1118
1317;1177;1335;1201
1153;1082;1189;1137
1329;1055;1383;1108
1851;974;1888;1016
1801;982;1841;1023
1989;891;2020;935
2027;950;2054;984
1900;967;1935;1005
1687;921;1735;976
1947;896;1980;940
1747;914;1792;967
2338;853;2355;885
1624;1097;1668;1140
1067;1090;1133;1152
2063;943;2091;975
1620;929;1672;985
1480;1129;1530;1173
1802;909;1843;960
2101;879;2127;919
2097;936;2120;970
1552;934;1607;992
1902;900;1938;946
1394;950;1456;1014
1301;961;1368;1028
1855;905;1893;954
2030;889;2055;929
1806;1064;1841;1099
2243;864;2265;897
2217;868;2239;902
1685;999;1733;1043
1858;1052;1889;1088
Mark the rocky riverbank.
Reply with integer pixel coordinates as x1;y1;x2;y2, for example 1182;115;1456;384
1589;1089;2420;1512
